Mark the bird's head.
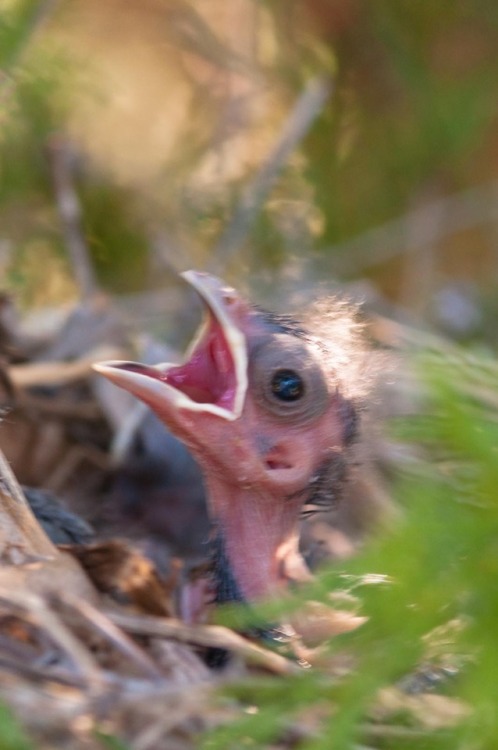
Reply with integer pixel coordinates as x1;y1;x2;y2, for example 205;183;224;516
94;271;361;603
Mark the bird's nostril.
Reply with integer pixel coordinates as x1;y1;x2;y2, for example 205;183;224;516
265;458;292;470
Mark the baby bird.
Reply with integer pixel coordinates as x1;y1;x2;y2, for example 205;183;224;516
94;272;364;604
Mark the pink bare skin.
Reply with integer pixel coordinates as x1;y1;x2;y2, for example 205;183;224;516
93;272;353;603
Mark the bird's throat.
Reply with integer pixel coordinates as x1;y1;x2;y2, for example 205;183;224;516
206;477;311;602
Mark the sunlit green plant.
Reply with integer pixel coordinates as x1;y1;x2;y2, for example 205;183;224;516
204;347;498;749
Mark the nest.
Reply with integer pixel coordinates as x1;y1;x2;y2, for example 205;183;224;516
0;450;307;749
0;282;394;748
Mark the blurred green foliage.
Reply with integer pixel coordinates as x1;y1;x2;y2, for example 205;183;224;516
94;729;131;750
0;0;43;70
1;0;497;300
305;1;498;248
0;703;33;750
79;181;149;293
203;346;498;749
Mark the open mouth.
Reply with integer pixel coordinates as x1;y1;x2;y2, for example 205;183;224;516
93;271;248;420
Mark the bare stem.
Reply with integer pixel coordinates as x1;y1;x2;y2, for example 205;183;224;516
0;448;57;557
47;136;98;300
210;76;333;273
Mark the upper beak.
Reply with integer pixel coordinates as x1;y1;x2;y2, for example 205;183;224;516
92;271;248;421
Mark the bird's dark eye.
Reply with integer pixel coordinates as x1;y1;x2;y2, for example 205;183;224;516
250;334;329;423
271;369;304;401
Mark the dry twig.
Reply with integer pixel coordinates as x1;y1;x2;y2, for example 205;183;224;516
323;179;498;278
211;76;333;273
107;610;299;676
0;586;102;685
0;448;56;557
47;136;99;300
57;594;164;681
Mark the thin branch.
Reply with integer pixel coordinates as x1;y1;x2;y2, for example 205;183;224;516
0;653;87;688
47;136;99;300
8;343;127;388
360;723;450;740
322;179;498;278
58;594;164;682
0;448;57;557
210;76;333;273
107;610;299;676
147;228;193;276
0;587;103;685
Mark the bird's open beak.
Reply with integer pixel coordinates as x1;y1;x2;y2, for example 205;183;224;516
93;271;248;421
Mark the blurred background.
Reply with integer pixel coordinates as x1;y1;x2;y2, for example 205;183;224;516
1;0;498;332
1;5;498;746
0;0;498;566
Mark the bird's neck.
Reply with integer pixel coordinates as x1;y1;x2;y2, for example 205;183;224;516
205;476;311;602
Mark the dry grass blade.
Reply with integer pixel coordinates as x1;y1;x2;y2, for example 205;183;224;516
324;179;498;277
130;686;213;750
0;448;57;557
8;345;128;389
211;76;333;272
107;611;299;675
16;393;102;421
0;585;103;686
0;652;87;688
57;594;164;681
47;135;99;300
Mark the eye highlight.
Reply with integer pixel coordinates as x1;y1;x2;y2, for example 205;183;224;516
271;369;304;401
